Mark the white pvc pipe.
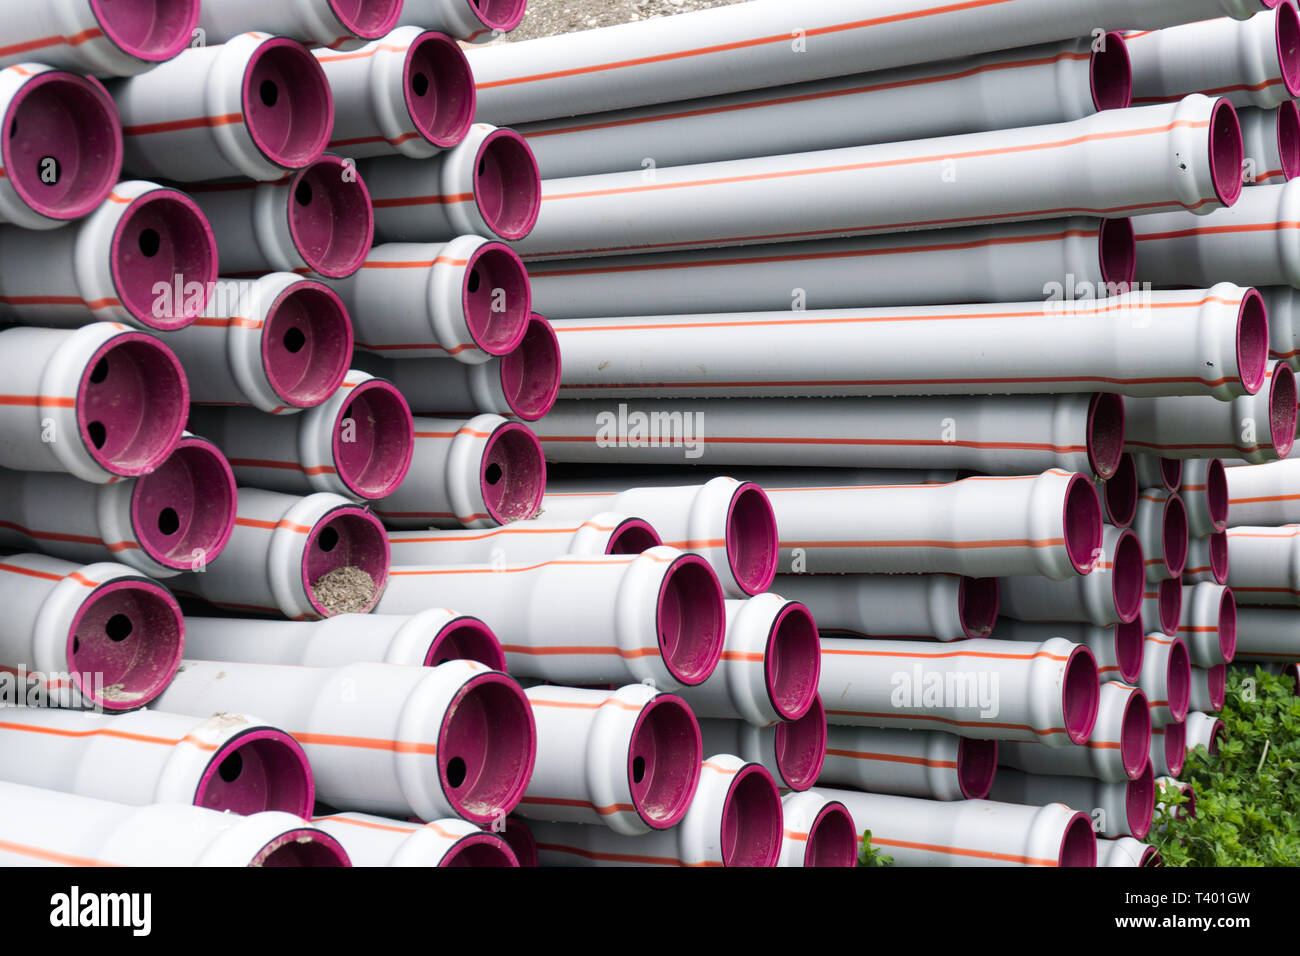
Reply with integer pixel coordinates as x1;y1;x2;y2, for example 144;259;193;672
1227;524;1300;608
1143;578;1185;637
1239;102;1300;184
167;488;390;620
326;237;531;364
375;413;545;529
1099;836;1162;866
1225;459;1300;525
0;554;183;712
517;36;1132;180
1135;488;1189;582
673;595;820;726
527;218;1136;320
190;370;414;503
388;511;661;567
997;681;1152;784
0;0;200;77
0;434;236;578
398;0;527;44
1233;605;1300;661
1190;665;1227;713
549;284;1268;401
199;0;403;49
529;754;783;868
466;0;1263;126
772;573;998;643
1141;633;1192;727
1185;710;1227;754
818;636;1100;748
1181;459;1232;538
697;695;827;792
533;393;1126;477
1150;720;1187;777
154;658;535;824
0;707;313;816
999;525;1145;627
778;791;858;868
353;313;560;421
516;96;1242;260
515;684;702;835
313;813;517;866
1178;583;1238;667
0;64;121;230
816;726;998;801
187;156;374;280
537;477;778;598
0;783;348;866
377;546;726;691
1185;531;1230;584
815;786;1096;867
990;618;1146;686
988;763;1155;839
759;470;1101;581
314;28;474;159
1125;4;1300;109
360;123;541;242
181;609;506;671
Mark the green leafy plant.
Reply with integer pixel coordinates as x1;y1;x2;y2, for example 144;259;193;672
1151;666;1300;866
857;829;893;867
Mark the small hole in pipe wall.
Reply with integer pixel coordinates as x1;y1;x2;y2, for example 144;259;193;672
138;229;161;257
446;756;467;788
158;508;180;535
317;527;339;552
218;751;243;783
467;269;481;293
87;421;107;449
479;158;486;176
485;463;503;485
106;614;133;642
295;181;313;206
283;327;306;353
89;359;109;384
411;73;429;97
260;80;279;107
632;756;646;784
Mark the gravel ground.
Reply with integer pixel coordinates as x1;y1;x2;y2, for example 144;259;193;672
502;0;746;42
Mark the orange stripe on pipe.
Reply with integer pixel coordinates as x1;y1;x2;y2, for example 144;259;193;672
122;113;245;136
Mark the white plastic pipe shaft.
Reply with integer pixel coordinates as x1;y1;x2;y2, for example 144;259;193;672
1126;5;1300;109
0;708;314;816
1225;459;1300;525
1233;606;1300;661
0;554;183;712
361;124;541;242
1261;286;1300;365
0;64;122;230
198;0;403;49
377;546;726;691
314;28;474;159
154;658;535;824
1190;665;1227;713
167;488;390;620
998;681;1152;784
313;813;517;866
1181;459;1232;538
537;477;778;598
353;314;560;422
1185;531;1230;584
773;573;998;643
181;609;506;671
0;434;236;578
529;754;783;868
0;0;200;77
819;636;1100;748
1239;102;1300;184
518;36;1132;180
179;275;353;415
1227;524;1300;605
188;156;374;280
1135;488;1189;582
327;237;531;364
398;0;527;44
375;414;545;530
1185;711;1227;754
991;618;1146;687
516;684;702;835
762;470;1102;581
816;786;1096;867
533;393;1126;477
527;218;1135;320
1141;634;1192;727
550;285;1268;401
109;33;334;182
0;782;348;866
817;726;998;801
1000;525;1145;628
1178;583;1238;667
1099;836;1161;866
697;695;827;792
988;764;1155;839
190;371;414;503
1150;721;1187;777
778;791;858;868
516;97;1242;260
387;512;661;568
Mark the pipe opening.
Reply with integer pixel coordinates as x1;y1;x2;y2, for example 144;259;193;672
425;617;506;670
472;129;541;240
1206;531;1229;584
78;334;187;476
112;189;217;330
131;437;236;570
1104;453;1139;528
1278;100;1300;180
497;817;537;867
1098;218;1136;288
480;422;546;523
1207;663;1226;711
720;765;782;868
463;243;531;356
1058;812;1097;867
1237;290;1271;397
1208;98;1244;208
604;517;661;555
1121;687;1153;780
328;0;403;38
196;728;313;816
1269;364;1297;456
243;39;333;170
1163;720;1187;777
303;507;389;616
333;380;414;500
252;829;350;866
405;31;476;148
1127;760;1155;840
1064;474;1103;575
1087;392;1125;480
1115;618;1145;685
1217;587;1237;663
262;282;353;408
765;601;820;721
1206;717;1225;755
470;0;528;30
1167;639;1191;723
1156;578;1182;635
957;576;999;639
89;0;198;62
1202;460;1230;535
1063;646;1101;744
1090;32;1132;111
441;833;518;867
727;483;779;596
804;802;858;867
628;693;701;829
438;672;536;824
69;578;183;711
655;553;726;686
286;157;374;278
1112;529;1145;624
1157;458;1183;492
1278;0;1300;97
1162;494;1189;578
956;737;998;799
774;693;826;791
498;315;561;421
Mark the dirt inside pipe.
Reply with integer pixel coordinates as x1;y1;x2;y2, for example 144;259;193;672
309;566;376;615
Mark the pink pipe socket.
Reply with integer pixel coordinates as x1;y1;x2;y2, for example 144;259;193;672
1224;459;1300;526
1151;721;1187;777
0;708;312;815
530;754;782;867
376;414;545;530
1181;460;1232;538
999;525;1145;627
0;554;184;712
315;28;475;159
0;181;218;331
378;546;726;691
0;65;121;229
0;0;200;77
991;618;1145;686
182;608;506;671
313;814;518;866
188;156;373;279
388;512;661;567
169;488;390;620
1178;583;1237;667
774;573;998;643
988;763;1155;840
1099;836;1163;867
329;237;531;364
817;726;998;801
199;0;404;48
361;124;541;242
0;434;236;578
1185;531;1230;585
1185;711;1226;755
517;684;702;835
155;658;535;824
1135;489;1189;582
190;371;415;503
1191;665;1227;713
1226;525;1300;605
397;0;528;43
1098;453;1140;529
778;791;857;868
698;695;828;791
354;314;560;421
110;33;333;182
1231;606;1300;662
1239;102;1300;184
1142;578;1184;637
1141;634;1192;727
1134;453;1184;493
0;324;188;483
